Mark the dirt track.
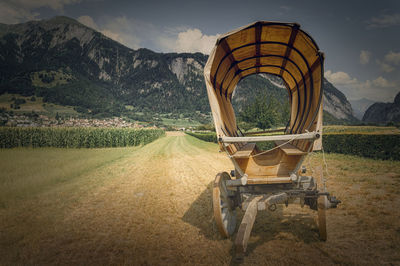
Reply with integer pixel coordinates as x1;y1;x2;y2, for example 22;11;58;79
2;133;400;265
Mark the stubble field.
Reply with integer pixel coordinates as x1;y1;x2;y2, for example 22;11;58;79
1;132;400;265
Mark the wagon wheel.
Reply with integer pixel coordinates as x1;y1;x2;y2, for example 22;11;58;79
317;195;328;241
213;172;237;238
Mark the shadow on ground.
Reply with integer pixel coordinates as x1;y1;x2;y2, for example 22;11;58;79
181;182;221;240
182;182;321;262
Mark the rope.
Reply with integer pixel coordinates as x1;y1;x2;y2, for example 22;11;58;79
321;145;329;192
305;149;315;175
304;144;329;192
250;133;305;158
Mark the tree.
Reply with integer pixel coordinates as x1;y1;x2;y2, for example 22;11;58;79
239;94;280;130
237;121;253;132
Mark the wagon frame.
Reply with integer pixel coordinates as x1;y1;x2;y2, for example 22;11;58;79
204;21;340;259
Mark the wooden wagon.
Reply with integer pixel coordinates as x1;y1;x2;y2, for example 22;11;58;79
203;21;340;258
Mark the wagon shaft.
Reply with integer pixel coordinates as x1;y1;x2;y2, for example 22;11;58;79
235;196;262;260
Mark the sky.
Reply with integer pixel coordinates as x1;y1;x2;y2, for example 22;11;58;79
1;0;400;103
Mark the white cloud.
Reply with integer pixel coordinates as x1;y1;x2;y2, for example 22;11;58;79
325;70;398;102
325;70;358;85
159;28;219;55
100;29;130;46
384;51;400;65
76;15;152;49
372;76;396;88
99;16;147;49
360;50;371;65
175;29;220;54
376;51;400;73
76;16;220;54
0;2;38;24
0;0;81;24
376;59;395;73
2;4;219;55
366;13;400;29
77;15;98;30
89;18;219;54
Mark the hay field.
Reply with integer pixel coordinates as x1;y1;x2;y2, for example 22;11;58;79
1;133;400;265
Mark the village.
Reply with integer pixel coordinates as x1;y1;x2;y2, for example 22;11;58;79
0;111;145;128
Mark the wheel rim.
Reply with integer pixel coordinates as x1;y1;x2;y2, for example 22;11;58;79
213;172;237;237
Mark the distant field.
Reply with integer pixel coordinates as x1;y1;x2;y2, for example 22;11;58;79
226;125;400;135
161;117;201;128
1;134;399;265
0;93;78;117
323;125;400;134
1;93;208;126
30;70;73;88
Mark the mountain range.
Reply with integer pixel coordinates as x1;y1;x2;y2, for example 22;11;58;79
0;16;357;124
363;92;400;123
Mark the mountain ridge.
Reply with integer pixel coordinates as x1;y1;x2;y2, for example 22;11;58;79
0;16;357;124
363;92;400;123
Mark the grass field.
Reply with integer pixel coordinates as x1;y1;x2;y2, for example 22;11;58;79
1;133;400;265
0;93;78;117
30;70;73;89
323;125;400;134
161;117;201;128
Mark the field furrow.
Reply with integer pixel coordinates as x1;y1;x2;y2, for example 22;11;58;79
1;133;400;265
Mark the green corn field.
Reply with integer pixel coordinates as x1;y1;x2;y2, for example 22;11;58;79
0;127;165;148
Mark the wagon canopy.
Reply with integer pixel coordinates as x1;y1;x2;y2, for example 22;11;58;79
204;21;324;150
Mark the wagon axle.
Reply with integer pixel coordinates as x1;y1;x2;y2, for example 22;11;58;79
213;171;340;259
239;190;341;211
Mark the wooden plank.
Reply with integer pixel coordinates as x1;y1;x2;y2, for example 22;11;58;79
235;196;262;258
274;140;307;155
221;132;318;143
279;23;299;76
232;143;256;158
237;152;301;178
246;176;292;184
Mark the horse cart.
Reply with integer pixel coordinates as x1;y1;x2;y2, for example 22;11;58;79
203;21;340;258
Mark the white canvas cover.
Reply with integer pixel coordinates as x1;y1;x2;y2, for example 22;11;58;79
204;21;324;151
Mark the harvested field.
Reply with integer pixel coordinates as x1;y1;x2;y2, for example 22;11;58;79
1;134;400;265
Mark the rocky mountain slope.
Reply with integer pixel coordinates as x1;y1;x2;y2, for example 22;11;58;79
363;92;400;123
323;79;355;121
0;16;356;122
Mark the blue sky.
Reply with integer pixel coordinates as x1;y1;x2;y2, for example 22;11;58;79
1;0;399;102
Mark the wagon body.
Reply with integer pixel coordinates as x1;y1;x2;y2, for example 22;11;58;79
204;21;324;182
204;21;340;259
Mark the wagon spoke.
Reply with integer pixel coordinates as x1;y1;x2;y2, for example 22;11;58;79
213;172;237;238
